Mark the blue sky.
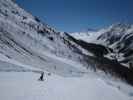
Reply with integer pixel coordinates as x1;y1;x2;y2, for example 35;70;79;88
16;0;133;32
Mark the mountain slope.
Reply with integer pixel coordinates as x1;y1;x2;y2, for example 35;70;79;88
1;0;133;85
0;0;90;76
0;0;133;100
71;23;133;66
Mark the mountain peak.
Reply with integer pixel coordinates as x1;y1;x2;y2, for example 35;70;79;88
110;23;132;30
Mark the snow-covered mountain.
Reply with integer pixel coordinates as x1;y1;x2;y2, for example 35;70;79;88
0;0;133;83
71;23;133;45
0;0;92;77
97;24;132;44
71;23;133;66
0;1;133;100
71;29;99;42
97;23;133;64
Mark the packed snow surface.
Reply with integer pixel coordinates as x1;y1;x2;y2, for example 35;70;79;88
0;72;132;100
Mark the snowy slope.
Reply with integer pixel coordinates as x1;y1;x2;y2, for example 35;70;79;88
0;0;133;100
0;0;90;76
0;72;132;100
0;53;133;100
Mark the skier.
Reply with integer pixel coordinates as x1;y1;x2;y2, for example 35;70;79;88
39;72;44;81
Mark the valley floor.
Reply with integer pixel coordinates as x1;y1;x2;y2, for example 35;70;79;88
0;72;132;100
